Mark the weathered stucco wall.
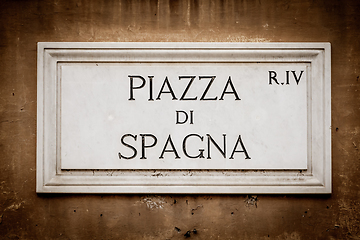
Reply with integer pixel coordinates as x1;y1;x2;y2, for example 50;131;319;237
0;0;359;239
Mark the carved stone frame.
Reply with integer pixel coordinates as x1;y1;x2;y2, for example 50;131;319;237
37;42;331;194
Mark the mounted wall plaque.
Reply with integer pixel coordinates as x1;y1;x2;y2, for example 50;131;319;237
37;42;331;193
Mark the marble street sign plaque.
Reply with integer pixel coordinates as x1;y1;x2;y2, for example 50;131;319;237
37;42;331;194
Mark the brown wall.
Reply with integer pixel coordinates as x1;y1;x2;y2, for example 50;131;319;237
0;0;359;239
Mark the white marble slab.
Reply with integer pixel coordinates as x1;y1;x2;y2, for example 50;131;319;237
60;63;308;170
37;42;331;193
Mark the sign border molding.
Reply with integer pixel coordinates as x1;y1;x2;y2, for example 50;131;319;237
36;42;331;194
